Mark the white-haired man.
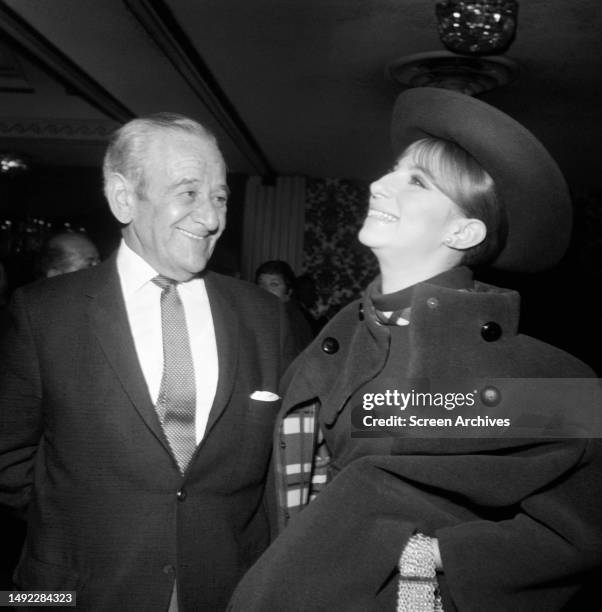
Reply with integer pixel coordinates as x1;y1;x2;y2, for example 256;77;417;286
0;113;293;611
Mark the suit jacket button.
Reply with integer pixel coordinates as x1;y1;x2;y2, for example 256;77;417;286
162;564;175;575
426;297;439;309
177;489;187;501
321;337;339;354
481;321;502;342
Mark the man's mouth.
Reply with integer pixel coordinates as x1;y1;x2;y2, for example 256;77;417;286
177;228;208;241
367;208;400;223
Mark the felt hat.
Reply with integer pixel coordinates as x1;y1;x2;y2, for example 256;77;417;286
391;87;572;272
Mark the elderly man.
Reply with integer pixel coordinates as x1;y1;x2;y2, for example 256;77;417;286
37;231;101;278
0;114;293;611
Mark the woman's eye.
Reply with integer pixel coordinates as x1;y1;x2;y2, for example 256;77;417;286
409;175;426;188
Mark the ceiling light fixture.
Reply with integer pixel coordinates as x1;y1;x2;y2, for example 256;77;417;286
387;51;518;96
387;1;519;95
0;152;30;177
436;1;519;55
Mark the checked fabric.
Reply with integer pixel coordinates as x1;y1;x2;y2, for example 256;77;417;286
152;275;197;473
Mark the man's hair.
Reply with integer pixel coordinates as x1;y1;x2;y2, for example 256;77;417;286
255;260;296;291
400;137;508;268
102;113;219;200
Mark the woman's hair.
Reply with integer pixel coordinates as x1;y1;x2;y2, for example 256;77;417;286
400;137;508;268
102;113;219;200
255;260;296;291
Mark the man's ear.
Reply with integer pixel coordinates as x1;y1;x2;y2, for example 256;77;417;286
106;173;136;224
445;218;487;251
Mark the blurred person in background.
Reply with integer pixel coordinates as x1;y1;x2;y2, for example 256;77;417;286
37;231;100;278
256;259;314;353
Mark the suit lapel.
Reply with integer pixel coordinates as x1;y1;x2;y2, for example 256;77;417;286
204;272;240;435
87;259;170;451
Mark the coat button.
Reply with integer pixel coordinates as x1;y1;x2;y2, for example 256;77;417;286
426;297;439;309
162;564;175;575
481;321;502;342
480;386;501;407
321;337;339;354
177;489;187;501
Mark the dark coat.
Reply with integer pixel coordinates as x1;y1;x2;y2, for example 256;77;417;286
0;258;293;611
229;279;602;612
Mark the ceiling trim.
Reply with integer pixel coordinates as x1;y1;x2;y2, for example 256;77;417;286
0;2;133;123
0;117;117;141
125;0;274;177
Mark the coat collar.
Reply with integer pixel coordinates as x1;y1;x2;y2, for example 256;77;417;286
282;278;521;426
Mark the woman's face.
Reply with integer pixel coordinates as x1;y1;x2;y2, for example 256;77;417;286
359;155;463;263
257;273;290;301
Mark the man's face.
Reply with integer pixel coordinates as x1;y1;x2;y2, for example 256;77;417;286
123;130;228;281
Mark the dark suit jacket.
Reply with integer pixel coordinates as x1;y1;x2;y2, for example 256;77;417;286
0;258;293;611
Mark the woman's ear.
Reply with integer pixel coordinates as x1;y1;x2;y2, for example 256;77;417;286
106;173;136;224
444;218;487;251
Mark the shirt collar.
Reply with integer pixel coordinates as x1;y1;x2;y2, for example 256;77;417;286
116;239;160;298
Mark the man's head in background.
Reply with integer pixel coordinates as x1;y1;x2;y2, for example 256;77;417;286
38;232;100;278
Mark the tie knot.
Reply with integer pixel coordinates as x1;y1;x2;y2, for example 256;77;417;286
152;275;178;291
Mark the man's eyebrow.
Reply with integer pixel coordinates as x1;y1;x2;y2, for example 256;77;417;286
168;177;201;191
168;178;230;195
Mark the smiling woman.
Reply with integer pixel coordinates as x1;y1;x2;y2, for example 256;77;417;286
359;136;503;292
228;87;602;612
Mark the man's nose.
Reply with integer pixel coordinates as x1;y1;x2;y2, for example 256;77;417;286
191;197;220;231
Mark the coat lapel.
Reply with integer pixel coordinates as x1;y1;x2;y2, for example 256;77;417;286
87;259;170;451
204;272;240;435
282;301;388;426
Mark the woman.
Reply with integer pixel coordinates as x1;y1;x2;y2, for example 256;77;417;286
228;88;602;611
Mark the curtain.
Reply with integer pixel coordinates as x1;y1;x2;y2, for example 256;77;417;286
241;175;306;282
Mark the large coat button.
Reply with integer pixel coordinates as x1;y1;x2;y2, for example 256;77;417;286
481;321;502;342
321;337;339;354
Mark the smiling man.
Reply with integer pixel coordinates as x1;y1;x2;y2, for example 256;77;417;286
0;114;294;611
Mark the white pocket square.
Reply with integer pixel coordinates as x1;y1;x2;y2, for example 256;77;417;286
250;390;281;401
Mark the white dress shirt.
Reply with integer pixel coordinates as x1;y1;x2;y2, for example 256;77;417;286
116;240;218;443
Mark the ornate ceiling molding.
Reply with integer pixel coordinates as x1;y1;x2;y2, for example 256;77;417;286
0;117;118;141
0;3;132;122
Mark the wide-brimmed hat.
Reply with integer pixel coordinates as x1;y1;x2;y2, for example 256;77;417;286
391;87;571;272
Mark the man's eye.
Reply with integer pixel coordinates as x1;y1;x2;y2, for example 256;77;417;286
409;175;426;188
214;194;228;206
